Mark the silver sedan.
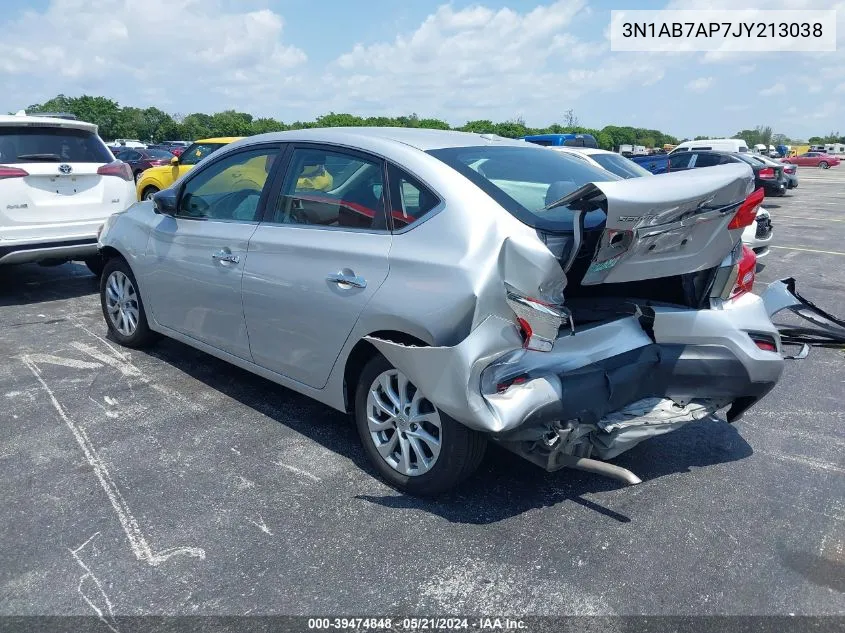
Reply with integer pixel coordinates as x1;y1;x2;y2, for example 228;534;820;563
97;128;791;495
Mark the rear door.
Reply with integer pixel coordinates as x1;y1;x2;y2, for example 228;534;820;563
0;124;132;243
143;145;279;360
242;144;392;388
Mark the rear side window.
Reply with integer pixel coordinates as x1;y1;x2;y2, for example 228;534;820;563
386;163;440;230
0;126;113;164
428;145;620;231
669;153;694;171
692;153;721;168
272;147;388;231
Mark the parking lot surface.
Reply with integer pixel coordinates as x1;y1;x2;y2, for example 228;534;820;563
1;168;843;619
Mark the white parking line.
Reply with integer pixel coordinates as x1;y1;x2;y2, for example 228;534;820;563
770;245;845;256
21;355;206;567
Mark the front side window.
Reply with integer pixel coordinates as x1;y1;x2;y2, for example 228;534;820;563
272;148;387;230
177;148;277;221
386;164;440;229
0;126;113;164
428;145;620;230
179;142;226;166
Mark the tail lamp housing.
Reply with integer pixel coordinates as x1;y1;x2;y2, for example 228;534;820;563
0;165;29;180
728;187;764;230
758;167;775;179
505;286;573;352
97;161;133;181
730;245;757;299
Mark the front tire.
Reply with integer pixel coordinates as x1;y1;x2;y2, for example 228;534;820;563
354;354;486;496
819;161;829;169
100;257;157;348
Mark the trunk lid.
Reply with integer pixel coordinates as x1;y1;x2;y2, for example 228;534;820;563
546;163;754;285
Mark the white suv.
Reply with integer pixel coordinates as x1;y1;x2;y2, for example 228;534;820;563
0;112;136;275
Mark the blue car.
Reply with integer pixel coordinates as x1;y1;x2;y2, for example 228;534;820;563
521;133;598;148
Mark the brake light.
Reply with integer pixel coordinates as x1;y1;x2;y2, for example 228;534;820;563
97;161;133;181
758;167;775;179
728;187;764;230
506;287;572;352
0;165;29;180
730;245;757;299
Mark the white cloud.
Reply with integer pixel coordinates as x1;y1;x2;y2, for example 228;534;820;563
760;83;786;96
686;77;713;92
324;0;678;123
0;0;305;109
737;64;756;74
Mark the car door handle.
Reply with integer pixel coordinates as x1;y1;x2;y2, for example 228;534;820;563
212;250;240;264
326;272;367;289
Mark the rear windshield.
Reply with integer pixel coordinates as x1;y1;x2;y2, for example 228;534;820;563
428;145;620;229
590;153;652;179
563;136;598;148
179;142;226;166
0;126;113;164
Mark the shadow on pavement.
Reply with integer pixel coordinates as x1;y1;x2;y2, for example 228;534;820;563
0;263;98;307
144;335;753;526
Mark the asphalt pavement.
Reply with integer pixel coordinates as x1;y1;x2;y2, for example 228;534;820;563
1;167;843;622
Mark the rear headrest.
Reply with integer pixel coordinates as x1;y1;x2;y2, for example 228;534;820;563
544;180;578;207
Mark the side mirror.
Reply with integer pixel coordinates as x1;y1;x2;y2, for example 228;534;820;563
153;189;178;216
170;155;179;165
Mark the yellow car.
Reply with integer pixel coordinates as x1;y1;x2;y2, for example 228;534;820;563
135;137;243;201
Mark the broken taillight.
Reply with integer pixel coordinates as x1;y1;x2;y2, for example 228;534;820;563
505;287;573;352
730;245;757;299
728;187;764;230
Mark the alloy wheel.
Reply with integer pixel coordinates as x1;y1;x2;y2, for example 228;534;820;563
366;369;442;476
105;270;140;336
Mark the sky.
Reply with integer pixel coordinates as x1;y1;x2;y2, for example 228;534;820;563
0;0;843;140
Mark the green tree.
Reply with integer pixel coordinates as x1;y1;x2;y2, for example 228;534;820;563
251;117;287;134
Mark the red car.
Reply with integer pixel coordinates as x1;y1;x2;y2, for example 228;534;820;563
782;152;841;169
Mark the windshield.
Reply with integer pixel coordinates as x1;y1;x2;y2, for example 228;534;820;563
590;153;652;179
429;145;619;230
0;126;113;163
179;142;226;166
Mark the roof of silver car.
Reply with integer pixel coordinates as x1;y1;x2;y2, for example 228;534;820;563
249;127;531;151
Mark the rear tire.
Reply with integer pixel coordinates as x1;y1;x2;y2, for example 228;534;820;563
354;354;486;496
141;186;159;201
100;257;157;348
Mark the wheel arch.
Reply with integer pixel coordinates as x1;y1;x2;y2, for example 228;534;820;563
343;330;430;413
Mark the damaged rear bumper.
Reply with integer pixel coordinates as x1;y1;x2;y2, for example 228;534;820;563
367;293;784;479
763;277;845;351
